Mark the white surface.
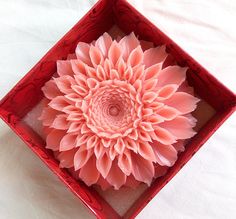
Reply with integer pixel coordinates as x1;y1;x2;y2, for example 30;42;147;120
0;0;235;218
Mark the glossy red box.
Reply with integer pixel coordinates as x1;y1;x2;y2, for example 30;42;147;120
0;0;235;218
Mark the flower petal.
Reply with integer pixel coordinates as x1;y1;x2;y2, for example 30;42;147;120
128;129;139;140
60;133;77;151
131;153;154;186
106;159;127;190
127;46;143;67
87;78;99;89
74;145;93;170
57;149;77;168
110;69;120;80
70;59;87;75
157;66;187;87
57;60;74;76
108;41;122;66
138;130;153;142
118;150;132;175
114;138;125;154
54;75;75;94
157;84;178;100
46;129;65;151
48;96;70;111
119;32;140;60
142;91;158;103
96;65;107;80
153;126;177;145
160;116;197;139
164;92;200;114
144;63;162;81
143;79;158;92
75;42;92;65
156;106;179;121
42;80;62;100
138;141;156;161
96;152;112;178
51;114;69;130
152;142;178;166
67;122;81;133
76;134;91;147
79;156;100;186
71;85;88;96
143;46;167;67
139;121;154;132
89;45;104;67
38;107;59;126
124;138;138;153
95;32;112;58
86;135;99;149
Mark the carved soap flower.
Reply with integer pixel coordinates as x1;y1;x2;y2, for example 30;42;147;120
39;32;199;190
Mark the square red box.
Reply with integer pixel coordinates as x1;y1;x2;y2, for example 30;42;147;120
0;0;235;218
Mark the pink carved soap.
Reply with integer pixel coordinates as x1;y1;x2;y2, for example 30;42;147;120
39;32;200;190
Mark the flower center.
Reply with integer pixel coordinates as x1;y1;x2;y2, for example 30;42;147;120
108;105;120;116
82;80;142;138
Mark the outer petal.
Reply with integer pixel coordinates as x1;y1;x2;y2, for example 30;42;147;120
96;152;112;178
138;141;156;161
75;42;92;65
143;46;167;67
173;140;185;152
42;80;62;100
48;96;71;111
127;46;143;67
89;45;104;67
60;133;77;151
144;63;162;81
70;59;87;75
74;145;93;170
118;150;132;175
164;92;200;114
57;149;77;168
131;153;155;186
79;156;100;186
108;41;122;66
119;32;140;60
54;75;75;94
38;107;59;126
46;129;65;151
152;142;178;167
160;116;197;139
156;106;179;121
95;32;112;58
152;126;177;145
50;114;69;130
157;66;187;87
57;60;74;76
106;159;127;190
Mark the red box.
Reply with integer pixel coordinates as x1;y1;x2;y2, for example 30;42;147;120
0;0;235;218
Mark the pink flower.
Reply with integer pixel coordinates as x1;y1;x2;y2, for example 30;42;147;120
39;32;199;190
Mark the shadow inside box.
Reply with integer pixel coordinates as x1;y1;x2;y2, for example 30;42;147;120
0;128;95;219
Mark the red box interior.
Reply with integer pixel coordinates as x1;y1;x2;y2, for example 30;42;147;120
0;0;235;218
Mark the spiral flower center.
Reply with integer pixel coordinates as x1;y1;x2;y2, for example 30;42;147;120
109;105;120;116
82;80;142;138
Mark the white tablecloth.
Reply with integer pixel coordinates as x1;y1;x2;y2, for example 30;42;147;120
0;1;235;218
